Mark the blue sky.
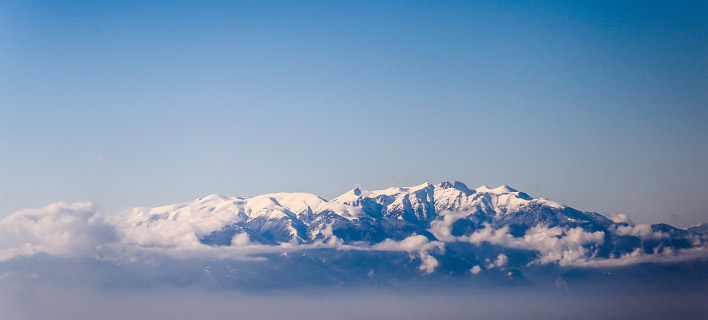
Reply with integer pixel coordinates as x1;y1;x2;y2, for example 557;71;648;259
1;0;707;226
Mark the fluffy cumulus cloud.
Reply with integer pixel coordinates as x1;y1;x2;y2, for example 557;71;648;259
0;202;117;261
462;224;605;266
111;208;212;248
491;253;508;268
373;235;445;274
418;253;440;274
232;233;251;246
467;253;511;275
614;224;668;240
475;253;510;273
470;265;482;274
428;210;475;241
456;223;708;267
373;235;440;252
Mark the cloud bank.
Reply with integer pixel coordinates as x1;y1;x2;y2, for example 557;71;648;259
0;202;116;261
459;224;605;266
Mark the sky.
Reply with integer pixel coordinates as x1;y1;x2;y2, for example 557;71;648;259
1;0;707;226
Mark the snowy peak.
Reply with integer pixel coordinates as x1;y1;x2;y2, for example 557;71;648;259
368;182;434;197
335;182;438;200
332;186;373;203
475;185;518;194
437;181;474;195
473;185;533;202
197;193;234;201
409;182;434;192
125;181;618;248
352;187;365;196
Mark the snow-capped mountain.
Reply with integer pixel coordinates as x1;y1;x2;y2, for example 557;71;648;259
2;181;707;290
124;192;363;246
121;181;702;262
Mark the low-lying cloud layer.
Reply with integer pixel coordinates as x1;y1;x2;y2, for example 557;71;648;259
1;201;706;274
462;224;605;266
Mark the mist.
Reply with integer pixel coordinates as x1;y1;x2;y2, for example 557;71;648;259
2;282;706;320
2;253;707;320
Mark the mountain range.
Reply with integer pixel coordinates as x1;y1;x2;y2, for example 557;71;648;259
124;181;704;261
1;181;707;289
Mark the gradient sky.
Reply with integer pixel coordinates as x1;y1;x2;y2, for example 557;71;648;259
1;1;707;226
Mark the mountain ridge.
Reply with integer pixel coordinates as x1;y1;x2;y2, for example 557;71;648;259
121;181;705;266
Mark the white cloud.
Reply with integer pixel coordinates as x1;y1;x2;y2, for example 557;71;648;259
0;202;117;261
428;210;476;241
465;224;514;244
614;224;668;240
418;252;439;274
609;213;633;224
457;223;708;268
461;224;605;266
232;233;251;246
373;235;433;252
470;265;482;274
111;206;222;249
494;253;508;268
570;247;708;268
373;235;445;274
485;253;509;269
615;224;651;238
